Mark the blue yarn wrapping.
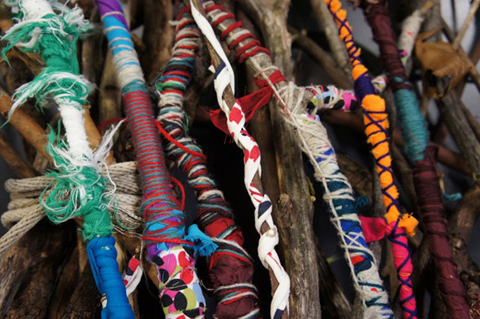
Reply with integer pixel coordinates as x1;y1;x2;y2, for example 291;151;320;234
87;236;135;319
394;88;429;162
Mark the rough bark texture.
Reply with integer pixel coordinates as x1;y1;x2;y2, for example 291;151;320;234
0;220;75;318
60;264;101;319
202;1;321;317
437;91;480;178
141;0;174;83
47;245;81;319
308;0;352;80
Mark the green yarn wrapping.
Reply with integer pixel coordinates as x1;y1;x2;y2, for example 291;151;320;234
41;131;113;240
3;5;114;240
2;11;90;114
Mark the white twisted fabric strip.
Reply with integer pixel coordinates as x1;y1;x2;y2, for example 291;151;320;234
190;2;290;318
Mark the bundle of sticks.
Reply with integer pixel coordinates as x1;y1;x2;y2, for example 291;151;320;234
0;0;479;318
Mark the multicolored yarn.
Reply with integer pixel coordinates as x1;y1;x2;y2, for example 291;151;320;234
371;2;432;95
325;1;419;318
308;85;357;112
95;0;207;317
2;1;134;317
191;2;290;318
362;0;428;163
156;2;260;318
210;79;358;135
361;1;469;316
284;84;394;318
201;1;393;317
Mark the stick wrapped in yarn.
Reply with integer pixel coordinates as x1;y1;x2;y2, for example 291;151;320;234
325;1;419;318
94;0;209;317
2;1;134;317
190;1;291;317
201;1;393;317
155;2;260;318
360;1;469;317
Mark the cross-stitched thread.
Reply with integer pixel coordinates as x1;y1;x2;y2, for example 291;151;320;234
361;1;468;316
325;1;418;318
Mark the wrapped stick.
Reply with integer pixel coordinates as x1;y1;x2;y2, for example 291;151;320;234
200;1;394;317
94;0;209;317
190;1;291;317
359;1;469;317
155;1;260;317
324;1;420;318
2;1;134;317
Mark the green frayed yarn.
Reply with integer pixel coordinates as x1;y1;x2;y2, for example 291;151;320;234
41;130;113;240
2;14;90;110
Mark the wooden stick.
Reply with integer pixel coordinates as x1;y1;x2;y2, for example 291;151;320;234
0;88;50;159
200;1;324;317
5;221;76;319
239;0;294;79
0;133;38;178
141;0;174;83
308;0;352;79
448;185;480;274
457;35;480;96
452;0;480;49
0;220;75;317
436;90;480;179
191;4;287;317
48;244;81;319
337;153;372;199
98;51;122;124
288;26;354;89
60;263;101;319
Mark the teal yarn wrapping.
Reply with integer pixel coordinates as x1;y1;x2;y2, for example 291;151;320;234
394;87;429;162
